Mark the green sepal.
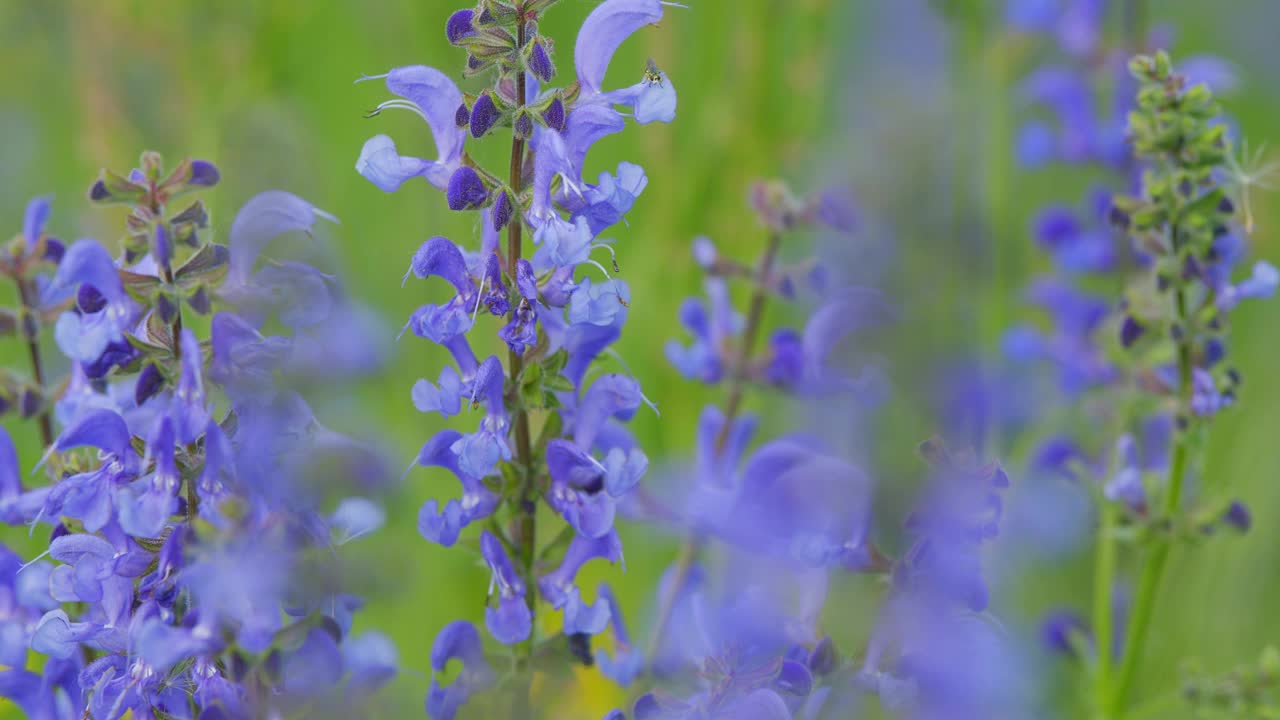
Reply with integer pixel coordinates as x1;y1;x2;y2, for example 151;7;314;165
118;269;165;303
542;374;574;393
171;199;211;230
144;310;176;353
91;169;147;206
175;243;230;287
542;348;568;377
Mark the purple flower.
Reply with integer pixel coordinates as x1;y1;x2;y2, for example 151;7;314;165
1190;368;1227;416
45;240;136;363
1217;260;1279;310
569;162;649;235
116;418;180;538
356;66;466;191
574;0;679;124
538;531;622;632
1040;609;1090;658
1103;435;1146;511
666;278;740;383
413;430;500;547
595;583;643;685
480;531;531;644
426;621;494;720
413;366;464;417
0;429;49;524
569;278;630;327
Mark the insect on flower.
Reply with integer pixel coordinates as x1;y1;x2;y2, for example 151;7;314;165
644;58;664;87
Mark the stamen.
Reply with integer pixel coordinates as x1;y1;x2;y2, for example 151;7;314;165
17;547;51;573
369;99;430;123
354;72;390;84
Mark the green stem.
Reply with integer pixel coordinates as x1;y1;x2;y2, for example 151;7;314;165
507;11;536;718
643;231;783;663
1107;287;1193;716
1096;5;1149;716
1093;500;1117;710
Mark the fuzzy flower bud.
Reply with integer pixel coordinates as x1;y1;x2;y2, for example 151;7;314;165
469;92;500;139
527;38;556;83
446;9;476;44
446;167;489;211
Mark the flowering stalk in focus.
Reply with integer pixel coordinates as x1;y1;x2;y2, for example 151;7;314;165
1098;51;1276;717
354;1;678;717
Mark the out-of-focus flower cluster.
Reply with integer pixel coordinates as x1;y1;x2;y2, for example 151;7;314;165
0;154;395;719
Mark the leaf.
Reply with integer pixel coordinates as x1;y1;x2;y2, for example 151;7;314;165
543;375;574;393
519;361;544;389
542;348;568;377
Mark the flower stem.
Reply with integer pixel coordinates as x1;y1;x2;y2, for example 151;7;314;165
15;278;54;451
507;11;537;718
1092;500;1117;712
1107;290;1192;717
644;231;783;664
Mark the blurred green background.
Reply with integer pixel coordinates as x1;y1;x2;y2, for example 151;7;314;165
2;1;1279;717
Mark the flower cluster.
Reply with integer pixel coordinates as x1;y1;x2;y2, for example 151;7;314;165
1003;46;1276;718
589;179;1012;720
354;1;677;716
0;154;395;719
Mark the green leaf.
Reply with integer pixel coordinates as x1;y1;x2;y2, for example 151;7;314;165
542;348;568;377
519;360;544;388
543;374;574;393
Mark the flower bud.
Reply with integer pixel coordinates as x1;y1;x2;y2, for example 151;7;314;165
513;112;533;140
135;363;165;406
470;92;500;138
154;223;172;268
446;9;476;44
492;190;513;232
541;97;566;133
455;102;471;129
447;166;489;211
189;160;221;187
527;38;556;83
1120;315;1145;348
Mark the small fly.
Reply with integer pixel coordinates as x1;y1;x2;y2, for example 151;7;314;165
643;58;664;87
